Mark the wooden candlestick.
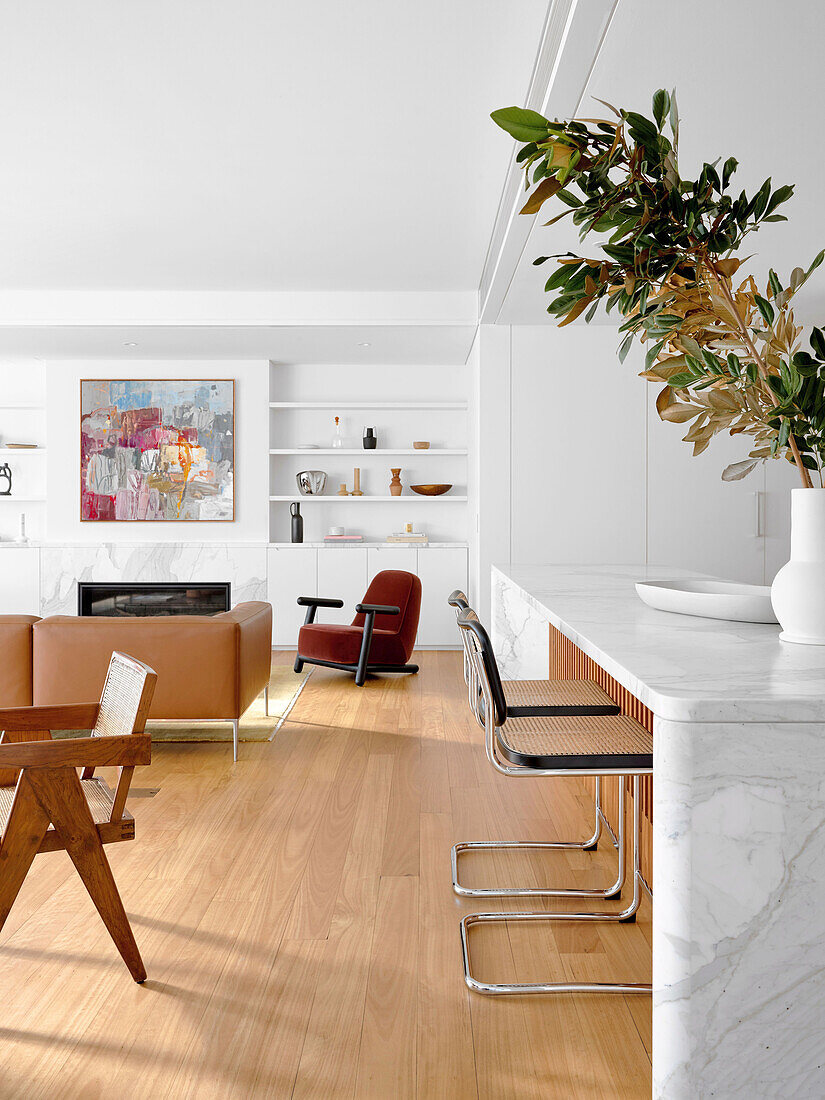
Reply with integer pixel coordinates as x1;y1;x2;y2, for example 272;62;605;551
352;467;363;496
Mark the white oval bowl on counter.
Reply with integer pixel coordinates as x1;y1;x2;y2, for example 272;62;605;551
635;578;778;624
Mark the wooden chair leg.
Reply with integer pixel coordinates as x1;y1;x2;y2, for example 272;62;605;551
27;767;147;983
0;772;51;930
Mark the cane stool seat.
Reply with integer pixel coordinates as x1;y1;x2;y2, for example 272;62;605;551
497;713;652;772
502;678;619;716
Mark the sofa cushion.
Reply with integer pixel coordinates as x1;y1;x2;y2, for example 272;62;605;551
0;616;39;706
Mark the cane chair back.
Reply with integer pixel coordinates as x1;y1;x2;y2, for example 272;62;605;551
85;652;157;823
93;652;155;739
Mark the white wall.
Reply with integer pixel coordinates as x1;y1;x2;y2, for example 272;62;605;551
46;359;269;542
476;324;794;617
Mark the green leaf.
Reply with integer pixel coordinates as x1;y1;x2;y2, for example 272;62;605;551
668;372;694;389
754;295;775;326
808;250;825;277
618;332;634;363
644;339;665;370
490;106;551;143
764;215;788;222
751;178;772;221
768;269;783;298
811;327;825;360
721;157;738;188
652;89;670;129
765;184;794;216
669;87;679;139
544;262;579;292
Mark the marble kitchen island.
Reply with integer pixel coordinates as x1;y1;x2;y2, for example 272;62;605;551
493;563;825;1100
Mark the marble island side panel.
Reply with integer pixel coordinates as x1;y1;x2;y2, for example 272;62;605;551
492;562;825;1099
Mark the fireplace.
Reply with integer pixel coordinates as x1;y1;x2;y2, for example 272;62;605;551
77;582;231;617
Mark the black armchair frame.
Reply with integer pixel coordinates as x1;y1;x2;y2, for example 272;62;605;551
294;595;419;686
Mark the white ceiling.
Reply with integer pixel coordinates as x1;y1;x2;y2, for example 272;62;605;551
498;0;825;324
0;324;476;364
0;0;547;293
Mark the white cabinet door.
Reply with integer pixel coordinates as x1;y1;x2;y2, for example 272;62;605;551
0;548;39;615
366;546;418;582
267;547;317;646
316;548;368;625
416;547;467;646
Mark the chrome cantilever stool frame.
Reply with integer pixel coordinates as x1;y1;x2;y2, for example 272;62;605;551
456;609;652;996
447;593;623;900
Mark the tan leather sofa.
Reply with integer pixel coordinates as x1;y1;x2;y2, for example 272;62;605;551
3;602;272;760
0;616;39;706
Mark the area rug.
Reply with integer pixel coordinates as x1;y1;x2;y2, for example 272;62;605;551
147;665;312;743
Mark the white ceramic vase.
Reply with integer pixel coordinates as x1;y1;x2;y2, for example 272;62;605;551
771;487;825;644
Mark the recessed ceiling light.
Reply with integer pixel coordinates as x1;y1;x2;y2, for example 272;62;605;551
123;341;138;347
357;342;371;348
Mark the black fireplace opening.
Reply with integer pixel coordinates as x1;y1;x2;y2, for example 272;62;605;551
78;582;231;618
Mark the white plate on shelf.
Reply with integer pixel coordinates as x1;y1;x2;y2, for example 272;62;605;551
635;579;778;624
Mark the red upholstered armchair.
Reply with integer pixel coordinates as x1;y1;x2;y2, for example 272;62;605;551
294;570;421;686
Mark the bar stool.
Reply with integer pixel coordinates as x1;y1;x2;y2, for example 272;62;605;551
456;608;652;995
448;591;620;719
447;593;623;899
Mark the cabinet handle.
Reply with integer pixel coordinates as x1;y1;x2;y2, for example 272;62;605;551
753;491;764;537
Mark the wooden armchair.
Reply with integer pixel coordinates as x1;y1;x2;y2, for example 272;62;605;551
0;651;157;982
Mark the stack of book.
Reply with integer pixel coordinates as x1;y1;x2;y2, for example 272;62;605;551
386;531;428;545
323;533;364;544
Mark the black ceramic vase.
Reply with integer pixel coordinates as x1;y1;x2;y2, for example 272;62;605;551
362;427;377;449
290;501;303;543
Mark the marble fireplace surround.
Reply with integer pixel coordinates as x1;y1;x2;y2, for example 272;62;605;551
40;543;267;617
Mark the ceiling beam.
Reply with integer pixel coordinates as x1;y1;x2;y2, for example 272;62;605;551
478;0;620;324
0;290;477;328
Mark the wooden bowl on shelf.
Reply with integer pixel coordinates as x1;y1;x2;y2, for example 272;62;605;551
410;483;452;496
412;441;430;449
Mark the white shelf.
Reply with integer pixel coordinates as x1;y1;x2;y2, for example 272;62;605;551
0;448;45;455
269;448;467;456
269;494;467;502
268;541;469;548
0;497;46;502
0;405;45;410
269;401;467;410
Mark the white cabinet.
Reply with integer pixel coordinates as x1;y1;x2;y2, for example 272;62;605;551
267;547;317;646
0;547;39;615
316;547;368;624
267;544;467;646
416;546;467;645
366;546;418;579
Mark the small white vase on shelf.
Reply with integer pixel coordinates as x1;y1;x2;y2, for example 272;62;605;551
771;487;825;644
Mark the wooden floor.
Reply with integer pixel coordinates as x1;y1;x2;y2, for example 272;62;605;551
0;651;651;1099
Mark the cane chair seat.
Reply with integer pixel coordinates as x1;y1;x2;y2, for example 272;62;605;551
497;713;653;772
0;776;129;832
502;678;619;716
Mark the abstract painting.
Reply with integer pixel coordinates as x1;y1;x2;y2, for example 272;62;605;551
80;379;234;521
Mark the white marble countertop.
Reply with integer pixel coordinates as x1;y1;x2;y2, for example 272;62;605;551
493;563;825;723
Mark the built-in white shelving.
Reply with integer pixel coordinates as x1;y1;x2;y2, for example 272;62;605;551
269;494;467;503
270;401;467;410
269;448;467;456
0;375;47;542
